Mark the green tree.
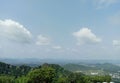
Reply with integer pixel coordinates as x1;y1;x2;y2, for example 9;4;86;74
0;75;14;83
56;76;69;83
15;76;29;83
27;66;56;83
68;72;85;83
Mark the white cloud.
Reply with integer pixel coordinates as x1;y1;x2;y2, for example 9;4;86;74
113;40;120;46
0;19;32;43
36;35;51;45
52;46;62;50
93;0;118;9
73;28;102;45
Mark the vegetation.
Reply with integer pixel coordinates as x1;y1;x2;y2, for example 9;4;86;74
63;64;98;71
63;63;120;73
0;62;31;77
0;62;112;83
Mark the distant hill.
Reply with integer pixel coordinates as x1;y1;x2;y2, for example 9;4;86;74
63;63;120;73
1;58;120;65
95;63;120;72
0;61;113;83
63;64;98;72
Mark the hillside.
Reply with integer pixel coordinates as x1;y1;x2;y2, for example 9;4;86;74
95;63;120;72
63;63;98;72
0;61;112;83
0;62;31;77
63;63;120;73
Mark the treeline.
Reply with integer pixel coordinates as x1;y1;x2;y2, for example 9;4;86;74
0;62;31;77
0;62;111;83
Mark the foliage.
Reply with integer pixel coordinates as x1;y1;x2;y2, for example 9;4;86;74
0;62;112;83
0;75;14;83
15;76;29;83
0;62;31;77
63;63;120;73
83;75;111;83
27;66;56;83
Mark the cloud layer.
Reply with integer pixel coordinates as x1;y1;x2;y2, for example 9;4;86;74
73;28;102;45
0;19;32;43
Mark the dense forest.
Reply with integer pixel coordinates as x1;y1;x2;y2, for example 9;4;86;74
0;62;111;83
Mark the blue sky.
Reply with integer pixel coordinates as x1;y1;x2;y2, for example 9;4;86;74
0;0;120;60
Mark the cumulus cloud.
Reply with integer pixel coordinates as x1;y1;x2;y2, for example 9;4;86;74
36;35;51;45
91;0;118;9
0;19;32;43
113;40;120;46
73;28;102;45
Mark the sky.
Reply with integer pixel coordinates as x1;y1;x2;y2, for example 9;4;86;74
0;0;120;60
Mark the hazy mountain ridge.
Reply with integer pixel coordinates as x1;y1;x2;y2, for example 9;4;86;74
63;63;120;73
0;61;112;83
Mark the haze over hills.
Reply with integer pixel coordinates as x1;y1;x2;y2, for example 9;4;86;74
0;0;120;82
0;58;120;65
1;58;120;72
63;63;120;73
0;61;113;83
0;60;119;82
